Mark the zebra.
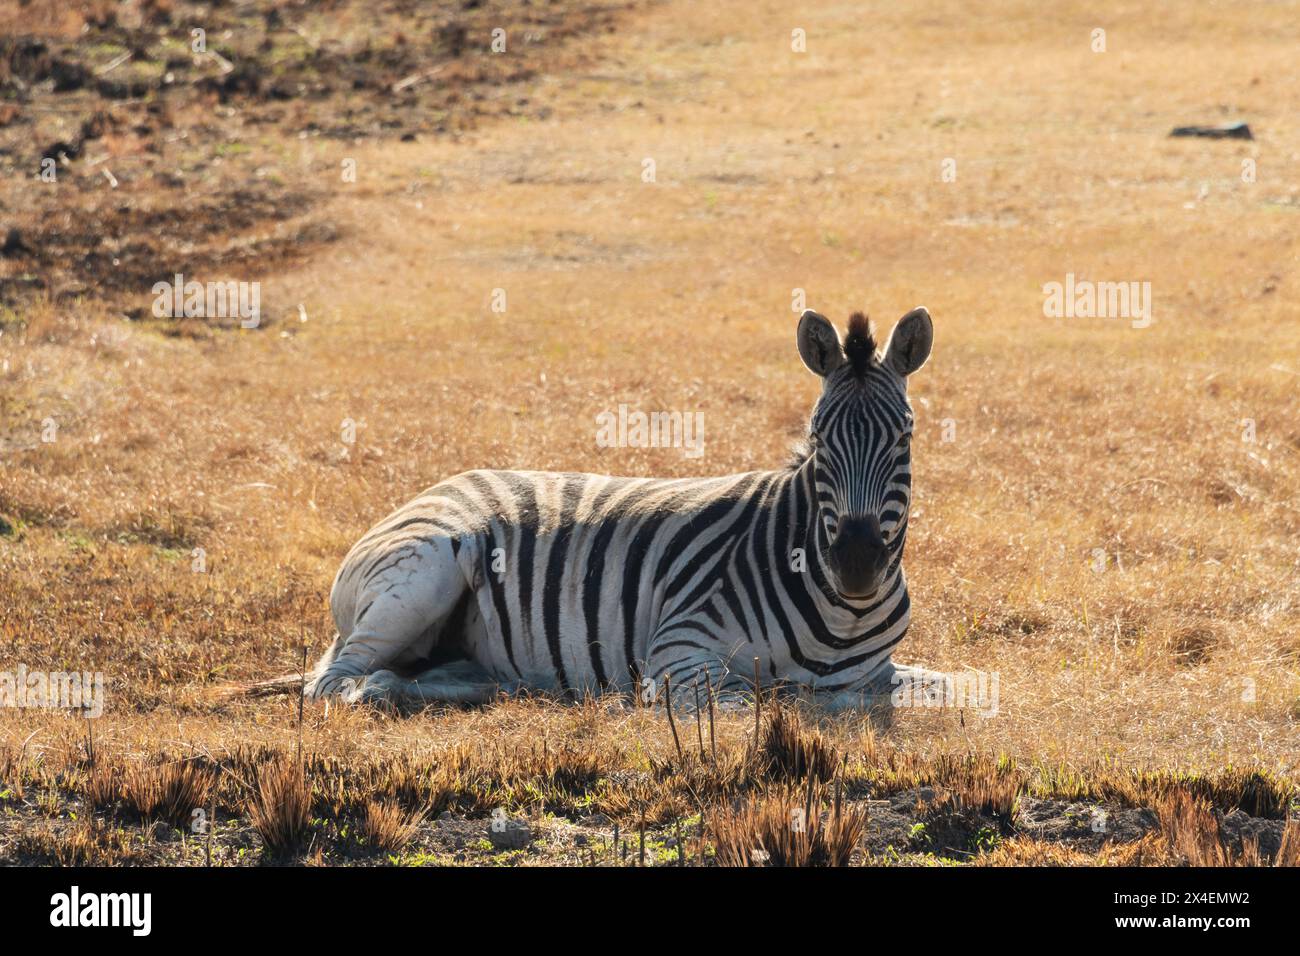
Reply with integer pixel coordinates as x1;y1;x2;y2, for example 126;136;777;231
304;306;951;712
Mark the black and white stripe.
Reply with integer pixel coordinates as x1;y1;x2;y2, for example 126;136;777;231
306;306;942;710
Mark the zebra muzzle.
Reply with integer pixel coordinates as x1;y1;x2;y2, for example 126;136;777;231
827;514;890;598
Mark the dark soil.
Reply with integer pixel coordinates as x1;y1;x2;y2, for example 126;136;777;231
0;0;641;318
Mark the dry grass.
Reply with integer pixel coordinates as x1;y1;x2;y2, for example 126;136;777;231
1276;822;1300;868
976;834;1165;867
1027;762;1296;820
246;756;312;857
0;747;27;802
121;758;217;825
712;777;866;867
1157;788;1231;866
11;817;145;866
0;700;1295;865
761;703;841;783
932;754;1021;823
82;760;121;812
1151;787;1300;867
2;0;1299;865
360;799;426;853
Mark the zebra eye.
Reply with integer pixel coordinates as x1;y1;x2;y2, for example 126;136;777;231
895;433;912;451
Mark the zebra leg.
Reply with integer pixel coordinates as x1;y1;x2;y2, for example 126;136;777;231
883;661;954;712
643;634;755;713
345;659;518;711
308;537;468;701
806;660;953;717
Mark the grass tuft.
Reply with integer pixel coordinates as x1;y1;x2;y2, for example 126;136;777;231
761;703;840;783
360;799;426;853
122;758;217;826
711;776;866;867
247;756;312;857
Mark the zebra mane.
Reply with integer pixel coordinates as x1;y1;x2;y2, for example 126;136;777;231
843;312;876;377
786;435;813;471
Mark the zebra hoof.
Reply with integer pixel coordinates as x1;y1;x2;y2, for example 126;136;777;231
714;693;754;713
305;672;353;701
888;667;954;709
344;670;406;708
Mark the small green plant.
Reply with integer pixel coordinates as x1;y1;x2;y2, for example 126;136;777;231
909;822;929;846
971;826;1001;852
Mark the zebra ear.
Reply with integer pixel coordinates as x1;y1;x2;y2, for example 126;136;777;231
882;307;933;378
797;310;845;378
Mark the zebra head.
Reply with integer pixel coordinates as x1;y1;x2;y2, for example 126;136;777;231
796;307;933;600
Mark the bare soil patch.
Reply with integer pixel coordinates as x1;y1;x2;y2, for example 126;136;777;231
0;0;639;318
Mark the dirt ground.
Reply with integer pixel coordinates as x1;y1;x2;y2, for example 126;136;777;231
1;0;1298;866
0;0;634;318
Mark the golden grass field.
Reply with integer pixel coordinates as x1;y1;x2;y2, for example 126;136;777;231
1;0;1298;865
